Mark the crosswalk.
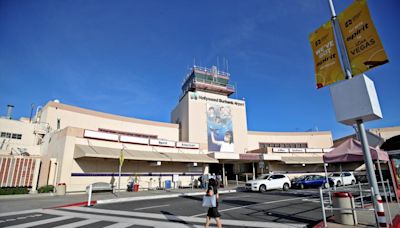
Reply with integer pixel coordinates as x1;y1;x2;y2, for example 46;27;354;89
0;206;307;228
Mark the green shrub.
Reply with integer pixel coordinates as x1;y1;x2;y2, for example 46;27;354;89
0;187;29;195
38;185;54;193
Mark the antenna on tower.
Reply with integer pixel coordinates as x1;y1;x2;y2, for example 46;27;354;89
226;59;229;73
193;57;196;67
217;56;220;71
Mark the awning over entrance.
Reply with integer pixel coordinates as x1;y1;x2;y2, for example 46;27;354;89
74;145;218;163
281;156;324;164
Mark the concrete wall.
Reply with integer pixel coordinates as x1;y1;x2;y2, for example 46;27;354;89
247;131;333;151
39;101;179;141
171;95;189;142
0;118;40;155
173;91;248;154
370;126;400;141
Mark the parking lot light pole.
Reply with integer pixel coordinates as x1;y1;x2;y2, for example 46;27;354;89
327;0;382;220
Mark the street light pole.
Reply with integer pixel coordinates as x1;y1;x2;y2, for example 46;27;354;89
327;0;383;222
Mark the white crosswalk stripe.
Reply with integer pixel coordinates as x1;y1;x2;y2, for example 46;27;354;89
3;216;73;228
53;218;100;228
0;206;307;228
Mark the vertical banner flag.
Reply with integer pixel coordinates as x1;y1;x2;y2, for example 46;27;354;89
309;21;344;89
119;149;124;166
338;0;389;76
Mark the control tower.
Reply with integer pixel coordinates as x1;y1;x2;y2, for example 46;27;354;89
180;65;235;99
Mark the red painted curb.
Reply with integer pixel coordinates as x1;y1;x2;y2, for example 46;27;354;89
46;200;97;209
389;214;400;228
312;216;334;228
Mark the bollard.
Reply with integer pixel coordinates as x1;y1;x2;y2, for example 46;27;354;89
246;174;248;182
236;175;238;186
225;176;228;187
87;184;93;207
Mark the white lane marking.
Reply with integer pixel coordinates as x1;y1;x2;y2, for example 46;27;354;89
5;219;16;222
223;195;252;200
3;216;73;228
61;207;306;228
16;217;27;220
134;204;170;211
53;218;100;228
192;197;307;217
103;222;133;228
43;209;201;228
0;209;42;218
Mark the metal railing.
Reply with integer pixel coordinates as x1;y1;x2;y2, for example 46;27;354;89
319;180;395;227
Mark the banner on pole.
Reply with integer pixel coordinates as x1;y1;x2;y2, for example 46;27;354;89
119;149;125;166
309;21;344;89
338;0;388;76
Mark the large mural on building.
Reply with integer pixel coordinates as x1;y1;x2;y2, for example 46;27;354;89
207;103;234;152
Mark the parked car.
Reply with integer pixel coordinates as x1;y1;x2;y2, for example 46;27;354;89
86;182;113;193
291;175;329;189
328;172;356;187
245;174;291;192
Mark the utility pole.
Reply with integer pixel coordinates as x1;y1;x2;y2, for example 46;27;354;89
327;0;383;222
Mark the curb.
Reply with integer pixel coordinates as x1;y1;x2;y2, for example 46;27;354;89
96;189;237;205
46;200;97;209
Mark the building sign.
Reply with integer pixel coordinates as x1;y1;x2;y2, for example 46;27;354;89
323;148;334;153
190;92;244;107
309;21;344;89
338;0;389;76
207;103;234;153
149;139;175;147
306;148;323;153
289;148;306;153
239;154;261;160
273;148;289;153
83;130;119;141
176;142;200;149
119;135;149;145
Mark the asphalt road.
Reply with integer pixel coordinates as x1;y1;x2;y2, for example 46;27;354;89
0;189;326;228
95;189;324;226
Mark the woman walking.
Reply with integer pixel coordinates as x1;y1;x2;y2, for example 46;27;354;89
205;178;222;228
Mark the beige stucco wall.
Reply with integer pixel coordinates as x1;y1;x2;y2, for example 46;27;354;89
247;131;333;151
39;101;179;141
370;126;400;141
0;118;40;155
171;95;189;142
172;91;248;154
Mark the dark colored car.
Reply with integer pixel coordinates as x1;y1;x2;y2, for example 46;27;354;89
291;175;328;189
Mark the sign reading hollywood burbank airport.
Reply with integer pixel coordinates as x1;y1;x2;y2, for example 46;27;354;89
309;21;344;88
337;0;389;76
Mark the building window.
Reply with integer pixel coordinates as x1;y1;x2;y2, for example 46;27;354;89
259;142;308;148
57;118;61;130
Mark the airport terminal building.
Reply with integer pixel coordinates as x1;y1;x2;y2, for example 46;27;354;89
0;66;337;192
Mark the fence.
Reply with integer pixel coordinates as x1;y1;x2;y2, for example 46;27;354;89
0;156;38;187
319;181;398;227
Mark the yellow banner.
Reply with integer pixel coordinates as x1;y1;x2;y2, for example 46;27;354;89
309;21;344;89
338;0;389;76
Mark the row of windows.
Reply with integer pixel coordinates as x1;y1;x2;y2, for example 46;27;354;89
0;132;22;140
259;143;308;149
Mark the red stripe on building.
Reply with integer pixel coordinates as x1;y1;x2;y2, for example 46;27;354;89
3;158;10;186
12;158;20;186
26;159;33;186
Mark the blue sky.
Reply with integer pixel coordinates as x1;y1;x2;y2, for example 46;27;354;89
0;0;399;139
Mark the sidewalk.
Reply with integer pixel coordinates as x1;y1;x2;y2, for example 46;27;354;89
0;186;241;213
314;202;400;227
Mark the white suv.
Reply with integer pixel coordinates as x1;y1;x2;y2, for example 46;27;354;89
245;174;291;192
329;172;356;187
